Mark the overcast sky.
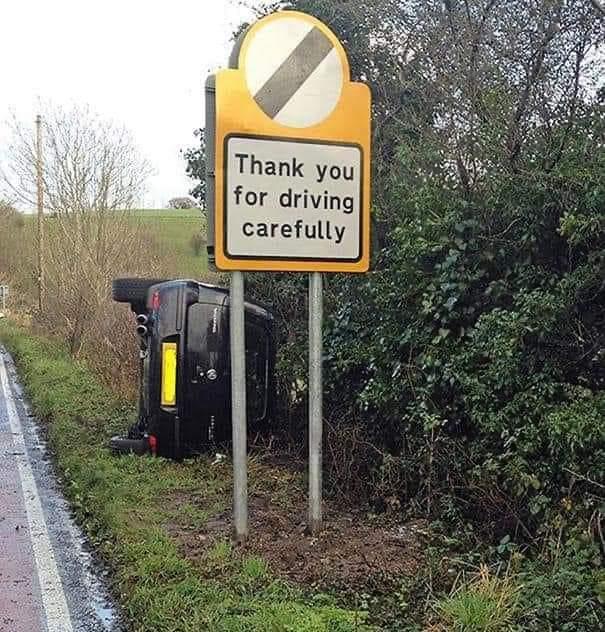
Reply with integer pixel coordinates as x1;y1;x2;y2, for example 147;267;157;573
0;0;257;209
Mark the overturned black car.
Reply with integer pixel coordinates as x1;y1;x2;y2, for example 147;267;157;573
110;278;275;460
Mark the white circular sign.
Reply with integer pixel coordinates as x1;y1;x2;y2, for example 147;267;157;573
243;16;345;128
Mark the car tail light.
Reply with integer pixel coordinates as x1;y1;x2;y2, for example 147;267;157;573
161;342;177;407
148;435;158;456
151;291;160;311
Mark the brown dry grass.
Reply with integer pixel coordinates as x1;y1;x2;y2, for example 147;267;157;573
2;210;180;398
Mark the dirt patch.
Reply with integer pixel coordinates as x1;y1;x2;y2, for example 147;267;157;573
167;470;427;591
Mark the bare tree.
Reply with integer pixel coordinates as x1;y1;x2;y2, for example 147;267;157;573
333;0;604;201
1;104;153;213
42;212;162;357
0;105;157;356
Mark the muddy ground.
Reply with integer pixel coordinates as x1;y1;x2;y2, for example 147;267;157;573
167;459;427;592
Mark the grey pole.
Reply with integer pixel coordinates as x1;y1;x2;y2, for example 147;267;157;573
36;114;44;312
308;271;323;534
230;270;248;543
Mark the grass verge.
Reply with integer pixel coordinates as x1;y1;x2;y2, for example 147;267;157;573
0;320;370;632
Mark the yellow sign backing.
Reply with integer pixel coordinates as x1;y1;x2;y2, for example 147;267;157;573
214;11;371;273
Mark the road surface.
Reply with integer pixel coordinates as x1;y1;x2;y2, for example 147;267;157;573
0;346;120;632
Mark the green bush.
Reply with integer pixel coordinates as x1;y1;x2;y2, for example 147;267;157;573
184;7;605;624
514;545;604;631
323;147;604;520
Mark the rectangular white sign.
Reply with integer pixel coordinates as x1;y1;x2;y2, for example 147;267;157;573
224;135;363;262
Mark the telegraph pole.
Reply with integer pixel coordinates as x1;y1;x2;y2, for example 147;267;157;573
36;114;44;312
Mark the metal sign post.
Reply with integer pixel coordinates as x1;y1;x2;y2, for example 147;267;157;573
308;272;323;533
230;270;248;543
210;10;371;539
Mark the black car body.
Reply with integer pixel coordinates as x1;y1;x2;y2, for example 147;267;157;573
112;278;275;460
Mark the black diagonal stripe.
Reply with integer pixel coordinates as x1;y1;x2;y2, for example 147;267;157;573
253;27;334;119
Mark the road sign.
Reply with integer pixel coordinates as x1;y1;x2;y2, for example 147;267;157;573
214;11;371;273
208;10;372;542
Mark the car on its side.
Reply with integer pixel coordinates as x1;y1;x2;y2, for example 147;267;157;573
110;278;275;460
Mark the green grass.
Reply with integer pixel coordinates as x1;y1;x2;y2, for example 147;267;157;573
433;566;520;631
133;208;208;278
0;320;370;632
22;208;210;279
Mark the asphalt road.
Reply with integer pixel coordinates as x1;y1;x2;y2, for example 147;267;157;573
0;347;121;632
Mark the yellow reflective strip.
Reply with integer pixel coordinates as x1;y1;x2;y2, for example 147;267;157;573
161;342;177;406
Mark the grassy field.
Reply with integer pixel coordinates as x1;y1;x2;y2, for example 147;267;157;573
19;208;210;280
132;208;209;279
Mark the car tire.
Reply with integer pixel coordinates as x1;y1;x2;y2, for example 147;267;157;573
110;435;149;456
112;278;167;309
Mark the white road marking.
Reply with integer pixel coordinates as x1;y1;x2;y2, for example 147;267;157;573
0;353;74;632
